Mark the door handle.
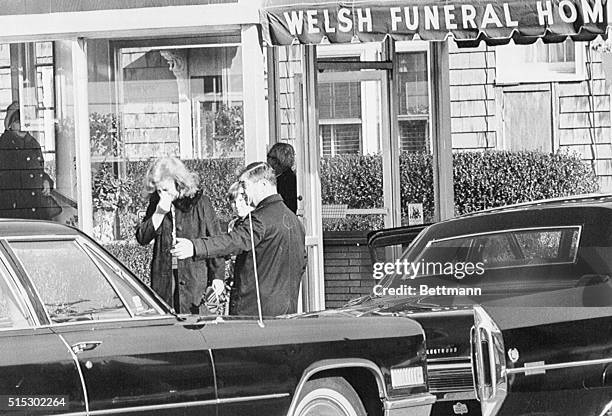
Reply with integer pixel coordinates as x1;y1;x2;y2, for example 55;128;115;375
71;341;102;354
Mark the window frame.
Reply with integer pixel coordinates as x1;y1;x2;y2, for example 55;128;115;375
394;41;432;153
495;39;587;84
0;248;37;330
4;235;165;327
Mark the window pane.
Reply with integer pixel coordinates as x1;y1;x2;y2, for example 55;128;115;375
87;37;246;241
397;52;429;116
0;264;30;329
334;125;361;154
84;245;160;317
9;240;129;323
0;42;76;225
399;120;429;152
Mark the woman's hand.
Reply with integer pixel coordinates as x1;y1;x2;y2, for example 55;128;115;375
156;191;173;214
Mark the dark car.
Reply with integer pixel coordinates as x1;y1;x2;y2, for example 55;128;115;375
472;304;612;416
0;219;435;416
323;194;612;416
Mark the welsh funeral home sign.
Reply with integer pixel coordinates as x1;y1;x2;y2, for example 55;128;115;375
260;0;609;46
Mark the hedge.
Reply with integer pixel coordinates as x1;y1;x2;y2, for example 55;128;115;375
102;150;598;236
321;150;598;228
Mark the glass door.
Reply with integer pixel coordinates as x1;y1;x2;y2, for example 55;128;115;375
317;70;394;232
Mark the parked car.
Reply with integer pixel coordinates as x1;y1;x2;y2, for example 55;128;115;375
316;194;612;416
0;219;435;416
472;304;612;416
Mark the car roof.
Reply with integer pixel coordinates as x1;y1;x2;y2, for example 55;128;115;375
457;192;612;218
427;193;612;240
0;219;81;237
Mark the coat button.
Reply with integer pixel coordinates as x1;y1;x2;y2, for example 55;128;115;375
31;192;35;196
26;157;30;161
30;174;34;178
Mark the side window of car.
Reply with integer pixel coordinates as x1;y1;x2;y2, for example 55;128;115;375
480;234;518;268
82;244;161;317
8;240;130;324
0;260;31;329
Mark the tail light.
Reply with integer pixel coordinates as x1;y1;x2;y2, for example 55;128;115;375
471;306;507;416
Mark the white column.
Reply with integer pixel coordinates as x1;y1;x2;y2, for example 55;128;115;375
72;39;93;234
431;40;454;221
241;24;269;163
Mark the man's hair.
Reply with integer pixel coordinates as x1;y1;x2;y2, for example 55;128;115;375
239;162;277;187
267;142;295;172
226;181;245;203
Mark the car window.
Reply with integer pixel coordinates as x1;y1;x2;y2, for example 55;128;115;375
82;244;160;317
0;260;31;329
9;240;130;324
416;227;580;273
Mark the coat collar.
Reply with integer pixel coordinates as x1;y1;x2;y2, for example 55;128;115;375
256;194;283;209
173;189;202;212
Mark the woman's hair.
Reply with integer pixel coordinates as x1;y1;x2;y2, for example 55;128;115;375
267;142;295;173
226;181;245;203
143;156;199;199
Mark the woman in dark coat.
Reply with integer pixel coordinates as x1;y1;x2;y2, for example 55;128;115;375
136;156;224;314
267;143;298;214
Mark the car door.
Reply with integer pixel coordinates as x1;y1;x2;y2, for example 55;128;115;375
4;236;217;416
473;305;612;416
0;245;86;415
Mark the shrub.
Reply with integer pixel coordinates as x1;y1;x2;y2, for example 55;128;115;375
320;150;598;230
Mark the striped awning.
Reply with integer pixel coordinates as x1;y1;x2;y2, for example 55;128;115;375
260;0;609;47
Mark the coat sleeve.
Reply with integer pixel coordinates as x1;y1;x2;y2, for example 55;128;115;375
135;194;161;245
200;195;226;281
192;213;266;259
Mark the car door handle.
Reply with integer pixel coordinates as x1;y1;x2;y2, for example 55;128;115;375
71;341;102;354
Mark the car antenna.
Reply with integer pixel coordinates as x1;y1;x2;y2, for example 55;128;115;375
248;211;265;328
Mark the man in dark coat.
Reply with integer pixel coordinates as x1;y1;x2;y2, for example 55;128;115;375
172;162;306;316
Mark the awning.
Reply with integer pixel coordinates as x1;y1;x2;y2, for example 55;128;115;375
260;0;609;47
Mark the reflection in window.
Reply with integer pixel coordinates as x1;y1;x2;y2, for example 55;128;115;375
88;39;245;241
397;52;430;153
0;265;30;329
0;41;78;225
10;240;129;323
83;245;160;317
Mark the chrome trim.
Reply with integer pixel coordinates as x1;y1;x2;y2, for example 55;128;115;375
85;394;289;415
428;363;472;371
439;391;477;402
383;393;436;410
57;334;90;414
598;400;612;416
286;359;388;416
507;357;612;375
473;305;507;416
36;315;175;329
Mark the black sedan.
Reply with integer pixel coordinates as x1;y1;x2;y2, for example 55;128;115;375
323;193;612;416
0;219;435;416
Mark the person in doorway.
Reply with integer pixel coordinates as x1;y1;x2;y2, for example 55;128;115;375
267;142;298;213
172;162;306;316
136;156;225;314
0;101;60;220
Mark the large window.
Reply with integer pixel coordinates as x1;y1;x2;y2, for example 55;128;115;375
0;42;79;226
87;37;245;241
496;38;585;83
